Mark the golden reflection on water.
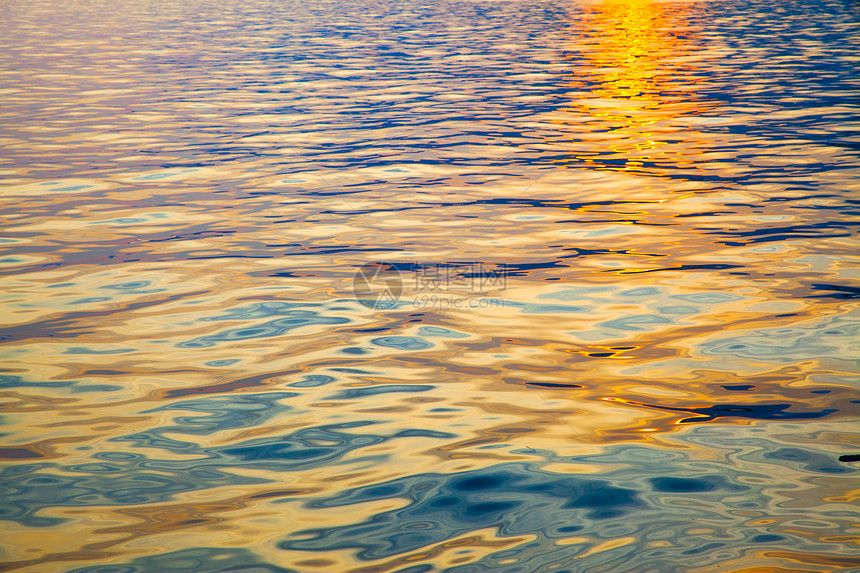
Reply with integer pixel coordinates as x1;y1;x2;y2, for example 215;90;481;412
0;0;859;571
553;0;713;176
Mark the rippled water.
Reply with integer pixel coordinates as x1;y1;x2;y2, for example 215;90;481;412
1;0;859;571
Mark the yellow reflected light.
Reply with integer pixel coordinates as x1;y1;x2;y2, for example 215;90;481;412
552;0;712;175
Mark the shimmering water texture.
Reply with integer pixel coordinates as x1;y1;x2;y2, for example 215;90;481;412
1;0;859;571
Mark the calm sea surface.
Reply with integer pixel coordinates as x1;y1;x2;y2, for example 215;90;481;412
1;0;859;571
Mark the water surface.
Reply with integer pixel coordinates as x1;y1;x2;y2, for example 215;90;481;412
1;0;859;571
